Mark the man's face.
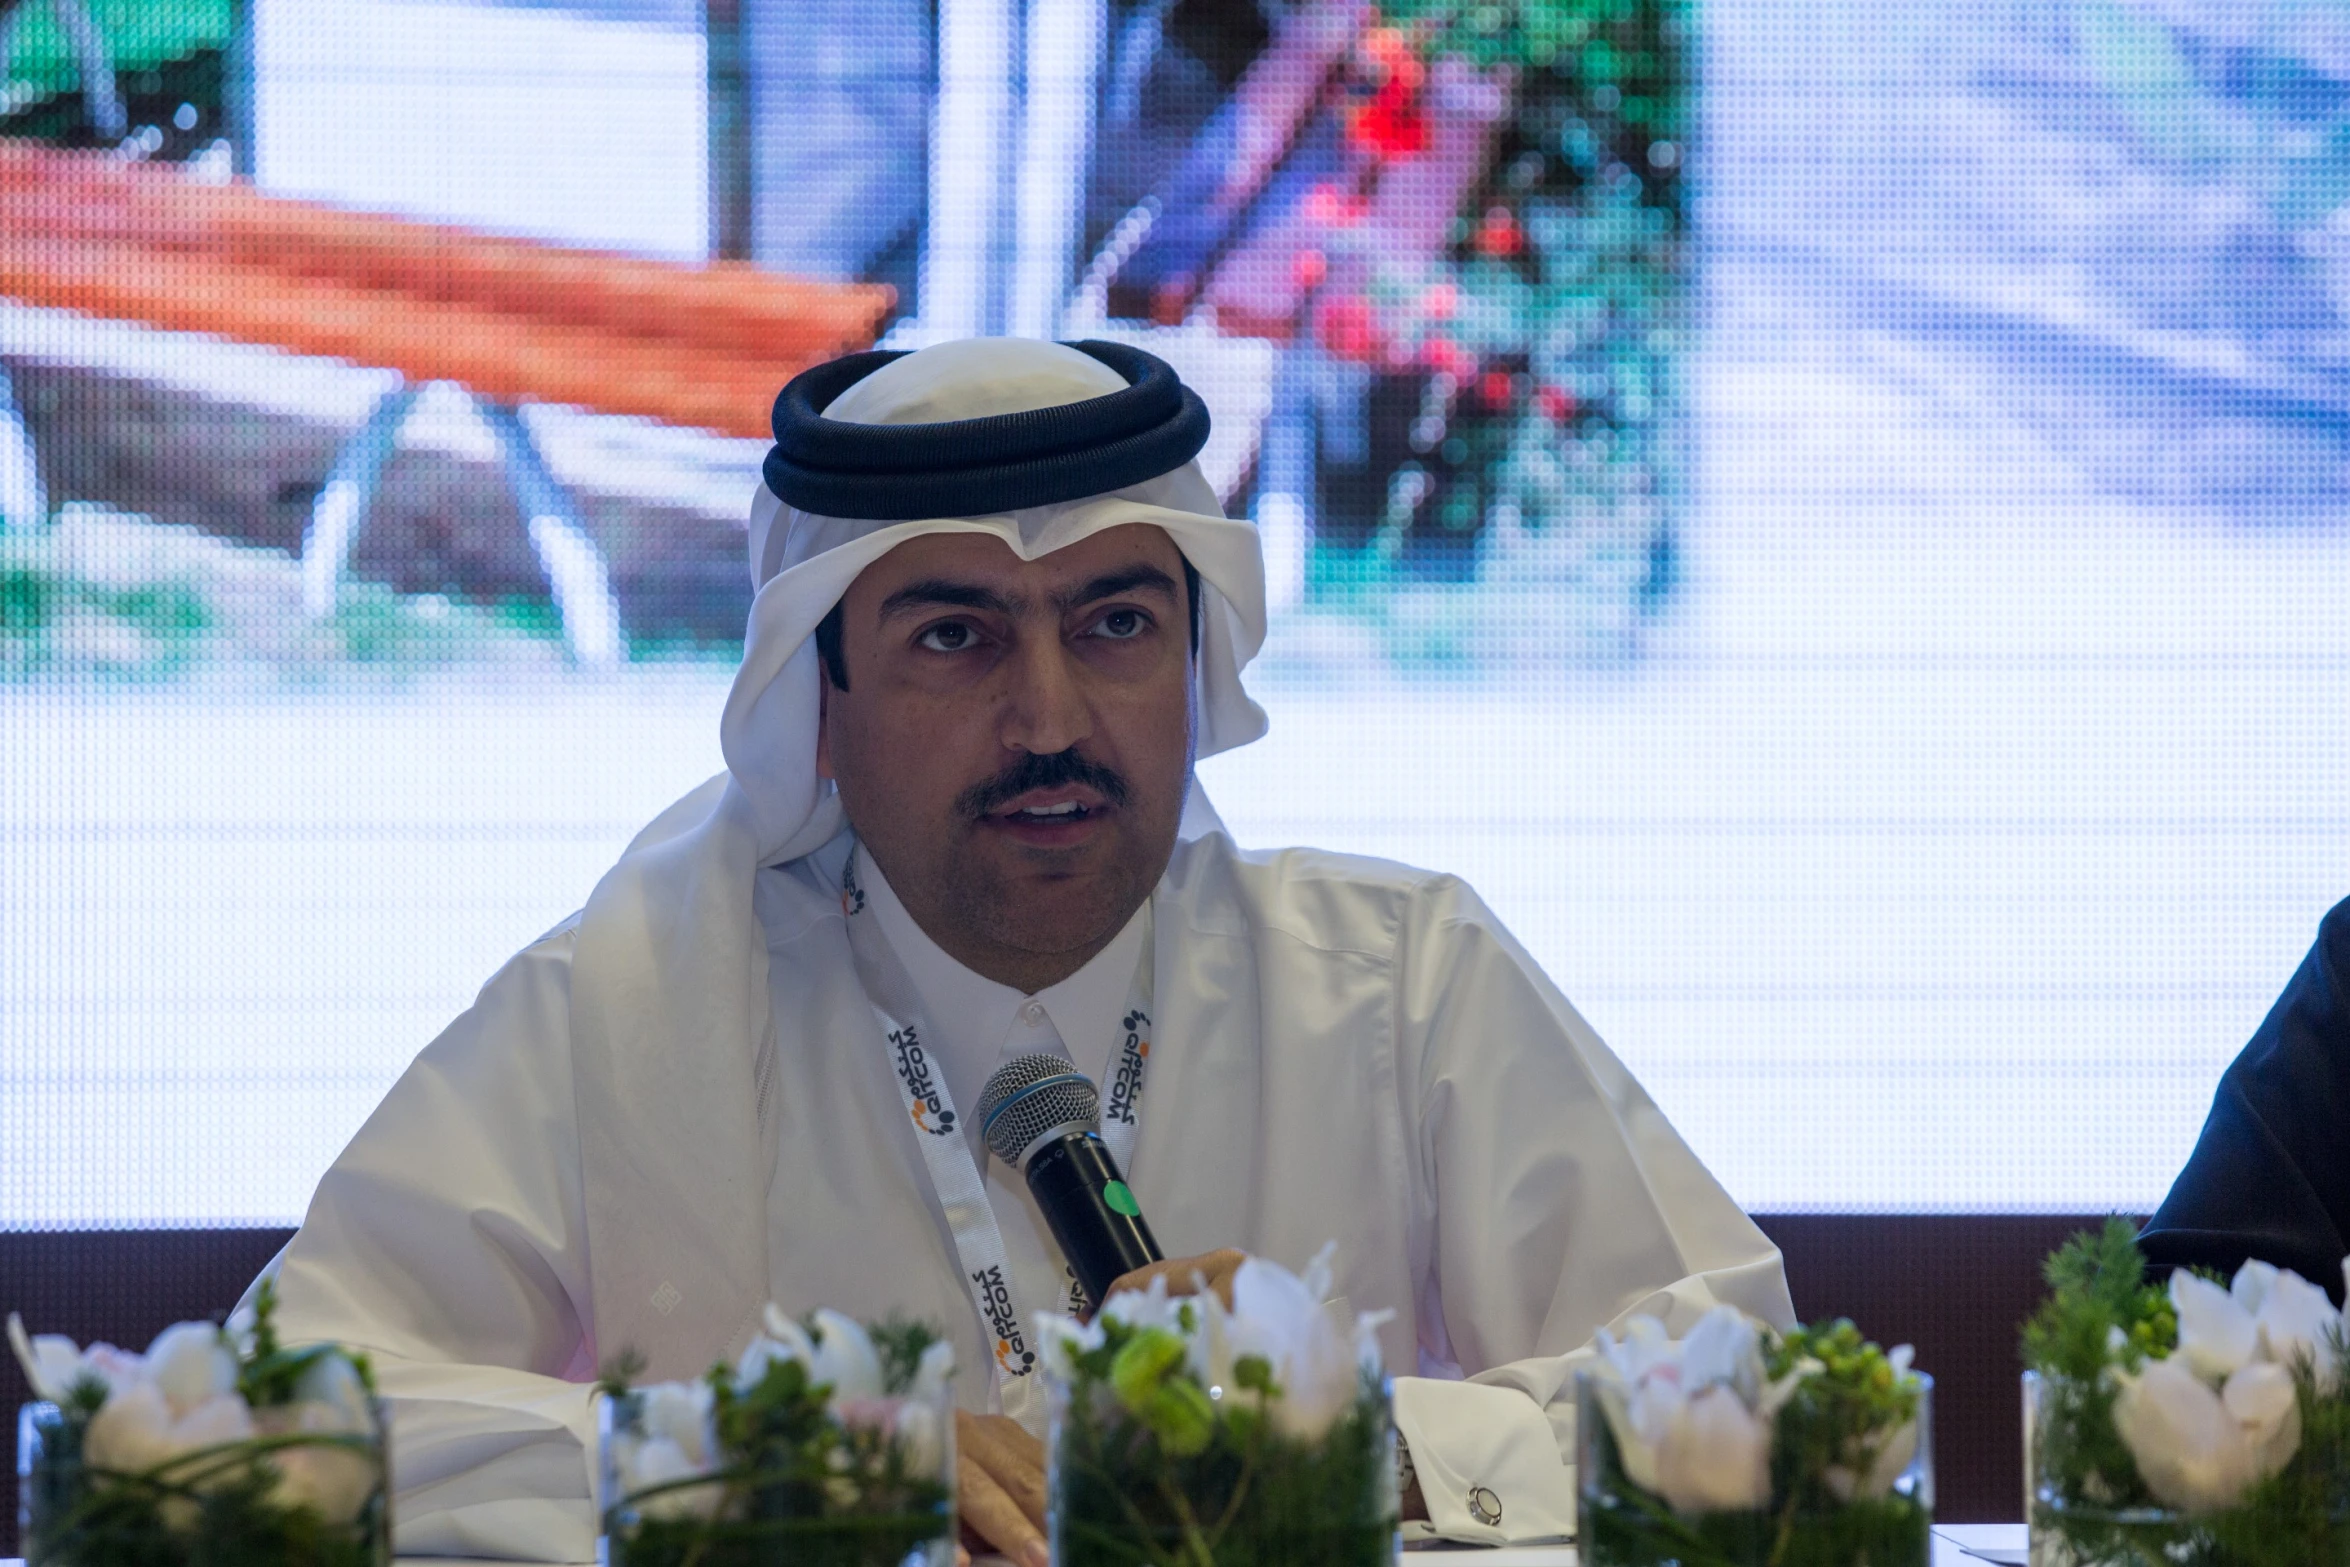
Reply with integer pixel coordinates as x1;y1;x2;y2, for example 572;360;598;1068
816;523;1196;989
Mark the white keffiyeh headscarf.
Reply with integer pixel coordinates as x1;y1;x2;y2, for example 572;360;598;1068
564;338;1270;1373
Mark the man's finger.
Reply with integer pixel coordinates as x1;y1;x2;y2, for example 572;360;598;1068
957;1450;1048;1567
1108;1247;1248;1306
961;1411;1048;1524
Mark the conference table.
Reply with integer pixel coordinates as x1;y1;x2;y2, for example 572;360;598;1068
0;1529;2032;1566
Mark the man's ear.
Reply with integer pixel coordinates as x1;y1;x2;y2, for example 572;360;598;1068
815;665;835;781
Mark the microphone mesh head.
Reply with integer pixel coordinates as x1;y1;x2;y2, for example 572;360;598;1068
976;1052;1101;1166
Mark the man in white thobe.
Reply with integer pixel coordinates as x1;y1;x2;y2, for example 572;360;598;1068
262;338;1794;1562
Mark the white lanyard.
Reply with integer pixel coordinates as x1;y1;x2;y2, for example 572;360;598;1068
840;848;1153;1422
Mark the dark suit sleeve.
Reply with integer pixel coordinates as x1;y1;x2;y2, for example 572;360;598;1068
2138;897;2350;1302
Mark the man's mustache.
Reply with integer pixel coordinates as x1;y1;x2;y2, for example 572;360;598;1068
956;749;1132;819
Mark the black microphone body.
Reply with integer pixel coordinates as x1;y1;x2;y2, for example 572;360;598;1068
976;1053;1166;1311
1022;1130;1161;1309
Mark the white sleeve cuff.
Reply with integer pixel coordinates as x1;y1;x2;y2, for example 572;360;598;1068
1391;1375;1576;1545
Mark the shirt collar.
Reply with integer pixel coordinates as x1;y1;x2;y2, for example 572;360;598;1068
853;843;1150;1116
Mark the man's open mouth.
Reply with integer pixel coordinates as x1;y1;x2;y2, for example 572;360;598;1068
1000;799;1096;822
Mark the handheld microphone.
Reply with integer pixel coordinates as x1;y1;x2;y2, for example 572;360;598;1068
975;1052;1162;1310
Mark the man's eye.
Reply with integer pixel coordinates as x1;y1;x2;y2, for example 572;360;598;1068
1093;609;1147;640
917;622;975;652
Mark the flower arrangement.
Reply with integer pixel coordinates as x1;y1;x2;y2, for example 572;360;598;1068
10;1282;387;1566
1040;1246;1397;1567
598;1304;956;1567
1577;1307;1932;1567
2022;1218;2350;1567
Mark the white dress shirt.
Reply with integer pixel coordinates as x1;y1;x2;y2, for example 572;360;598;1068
808;845;1150;1328
854;843;1148;1141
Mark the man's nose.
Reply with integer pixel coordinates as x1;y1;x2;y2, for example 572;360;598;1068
997;636;1094;756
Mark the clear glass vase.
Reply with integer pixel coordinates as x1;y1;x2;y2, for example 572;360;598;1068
1045;1369;1399;1567
2019;1369;2350;1567
1576;1369;1934;1567
598;1376;955;1567
18;1397;391;1567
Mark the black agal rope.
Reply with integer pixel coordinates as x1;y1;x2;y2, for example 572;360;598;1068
764;340;1211;521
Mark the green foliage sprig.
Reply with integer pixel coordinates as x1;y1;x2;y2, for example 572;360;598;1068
2022;1220;2350;1567
2022;1218;2175;1521
1050;1308;1394;1567
603;1316;952;1567
1767;1320;1926;1513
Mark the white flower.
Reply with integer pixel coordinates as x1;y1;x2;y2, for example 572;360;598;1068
293;1351;372;1435
264;1400;377;1526
737;1305;817;1390
173;1393;259;1453
84;1380;259;1531
611;1379;722;1522
1218;1246;1366;1440
2171;1272;2260;1383
914;1338;956;1398
2223;1362;2303;1479
1656;1385;1774;1513
84;1382;186;1478
1604;1316;1677;1380
638;1380;717;1470
1186;1290;1240;1395
1593;1313;1781;1513
894;1399;947;1475
621;1433;722;1521
224;1300;258;1352
2112;1356;2299;1514
9;1313;93;1404
1035;1311;1105;1371
1590;1307;1813;1516
2231;1260;2280;1317
85;1379;258;1477
1099;1273;1188;1335
808;1309;884;1403
1677;1307;1767;1405
892;1346;956;1482
142;1322;239;1419
760;1302;814;1353
2252;1269;2342;1391
732;1337;798;1388
2107;1256;2347;1511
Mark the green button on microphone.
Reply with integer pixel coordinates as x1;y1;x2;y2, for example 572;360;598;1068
1103;1179;1141;1217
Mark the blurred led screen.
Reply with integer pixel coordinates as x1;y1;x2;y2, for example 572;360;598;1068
3;0;2346;1226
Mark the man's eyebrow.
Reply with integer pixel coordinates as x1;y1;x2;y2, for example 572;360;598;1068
875;565;1178;622
876;579;1021;620
1054;564;1180;613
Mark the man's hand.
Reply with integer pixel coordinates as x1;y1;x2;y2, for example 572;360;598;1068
955;1410;1048;1567
1104;1248;1247;1308
954;1250;1244;1563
